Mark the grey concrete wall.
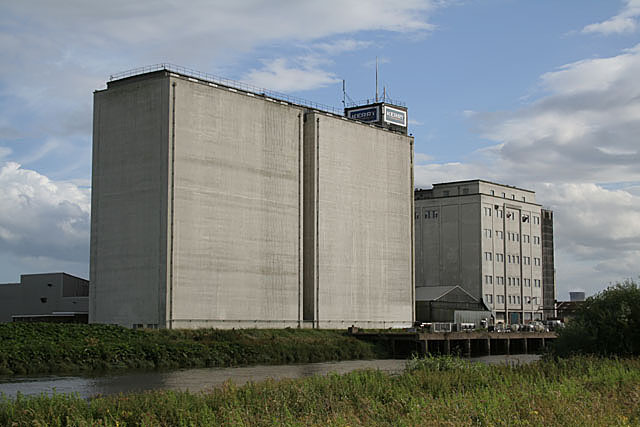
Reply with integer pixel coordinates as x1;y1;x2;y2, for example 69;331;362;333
168;77;304;328
304;113;414;328
0;273;88;322
90;73;170;327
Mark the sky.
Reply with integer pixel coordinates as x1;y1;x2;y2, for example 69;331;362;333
1;0;639;299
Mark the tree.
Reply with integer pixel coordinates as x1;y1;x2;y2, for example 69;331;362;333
553;279;640;357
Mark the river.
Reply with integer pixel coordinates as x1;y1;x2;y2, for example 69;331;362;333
0;354;540;399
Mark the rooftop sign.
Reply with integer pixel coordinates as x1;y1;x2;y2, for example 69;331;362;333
346;105;380;122
383;106;407;127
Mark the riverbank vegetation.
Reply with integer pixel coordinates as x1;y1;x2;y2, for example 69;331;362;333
1;356;638;425
0;323;390;376
553;279;640;357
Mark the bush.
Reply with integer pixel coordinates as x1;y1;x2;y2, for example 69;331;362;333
553;279;640;357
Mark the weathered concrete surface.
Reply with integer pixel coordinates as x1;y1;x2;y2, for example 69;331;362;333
304;114;414;328
90;74;169;327
168;77;304;328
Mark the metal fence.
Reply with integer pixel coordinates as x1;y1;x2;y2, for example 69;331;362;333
109;63;344;115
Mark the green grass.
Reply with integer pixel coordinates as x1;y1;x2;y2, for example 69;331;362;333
1;356;638;426
0;323;390;376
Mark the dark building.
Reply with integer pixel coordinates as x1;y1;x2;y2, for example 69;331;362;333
0;273;89;323
541;209;556;319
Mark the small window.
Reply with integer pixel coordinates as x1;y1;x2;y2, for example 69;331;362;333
511;194;516;200
502;192;506;198
425;211;430;219
443;190;450;196
40;297;47;304
522;196;526;202
47;283;53;287
491;190;495;196
432;210;438;218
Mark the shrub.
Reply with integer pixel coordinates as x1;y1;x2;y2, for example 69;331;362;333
553;279;640;357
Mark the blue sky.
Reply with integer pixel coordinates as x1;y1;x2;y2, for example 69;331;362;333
1;0;639;299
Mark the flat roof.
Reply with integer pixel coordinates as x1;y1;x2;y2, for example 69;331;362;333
418;179;535;194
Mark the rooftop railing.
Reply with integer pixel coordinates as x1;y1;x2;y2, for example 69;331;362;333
109;63;345;115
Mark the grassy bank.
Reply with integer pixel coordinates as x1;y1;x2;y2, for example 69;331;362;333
1;356;638;425
0;323;390;376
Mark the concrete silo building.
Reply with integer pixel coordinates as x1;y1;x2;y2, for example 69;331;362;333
90;65;414;329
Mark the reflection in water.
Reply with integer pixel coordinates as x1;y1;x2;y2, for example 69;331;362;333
0;355;540;399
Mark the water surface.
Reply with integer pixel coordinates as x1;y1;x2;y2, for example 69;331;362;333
0;354;540;399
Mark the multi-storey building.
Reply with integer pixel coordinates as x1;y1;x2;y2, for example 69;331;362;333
415;180;553;324
90;65;414;329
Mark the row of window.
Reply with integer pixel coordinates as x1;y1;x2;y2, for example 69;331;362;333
483;229;541;245
418;209;439;219
484;207;541;224
485;275;542;287
485;294;540;305
484;252;541;265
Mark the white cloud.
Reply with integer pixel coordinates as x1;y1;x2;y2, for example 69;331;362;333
582;0;640;35
245;58;340;92
0;162;90;266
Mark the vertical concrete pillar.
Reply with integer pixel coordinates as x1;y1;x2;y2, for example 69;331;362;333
444;339;450;355
420;339;428;356
523;338;528;354
485;338;491;356
541;337;545;350
506;338;510;355
465;339;471;358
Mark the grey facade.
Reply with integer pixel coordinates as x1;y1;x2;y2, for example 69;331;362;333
0;273;88;323
415;180;550;324
90;69;414;329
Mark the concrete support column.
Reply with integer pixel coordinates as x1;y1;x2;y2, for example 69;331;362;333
444;339;450;355
420;340;428;356
523;338;528;354
541;337;545;350
465;339;471;358
506;338;510;355
485;338;491;356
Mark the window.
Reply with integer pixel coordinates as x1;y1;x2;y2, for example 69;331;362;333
523;256;531;265
515;256;520;264
516;278;520;286
497;209;504;218
485;275;493;284
508;295;513;304
507;255;511;263
516;234;520;242
485;252;493;261
534;279;541;287
502;192;506;198
533;236;540;245
484;207;492;216
523;235;530;243
484;229;492;238
522;196;526;202
517;296;521;304
534;257;541;266
432;210;439;219
491;190;495;196
508;277;512;286
485;294;493;304
424;210;430;219
415;210;420;220
524;278;531;287
512;194;516;200
533;216;540;224
496;253;504;262
496;230;503;239
497;276;504;285
497;295;505;304
443;190;450;196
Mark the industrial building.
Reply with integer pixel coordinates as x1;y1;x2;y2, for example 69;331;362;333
415;180;555;325
0;273;89;323
90;65;415;329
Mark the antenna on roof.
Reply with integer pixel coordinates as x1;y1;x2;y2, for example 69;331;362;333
342;80;346;108
375;57;379;103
